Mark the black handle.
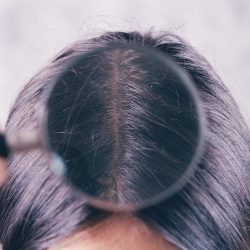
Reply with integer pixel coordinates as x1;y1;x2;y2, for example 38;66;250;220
0;134;10;158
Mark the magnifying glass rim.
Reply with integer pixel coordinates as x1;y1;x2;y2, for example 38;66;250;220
38;44;207;212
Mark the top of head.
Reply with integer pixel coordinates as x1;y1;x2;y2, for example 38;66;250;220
43;44;206;212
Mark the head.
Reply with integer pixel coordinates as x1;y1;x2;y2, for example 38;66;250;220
0;31;250;250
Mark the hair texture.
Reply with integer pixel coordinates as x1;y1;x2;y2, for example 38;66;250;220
1;31;250;250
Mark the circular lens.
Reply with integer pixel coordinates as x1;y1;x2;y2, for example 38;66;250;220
43;44;205;211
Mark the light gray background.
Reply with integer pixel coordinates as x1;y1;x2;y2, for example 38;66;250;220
0;0;250;126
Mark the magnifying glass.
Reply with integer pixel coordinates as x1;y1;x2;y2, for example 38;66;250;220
0;44;206;212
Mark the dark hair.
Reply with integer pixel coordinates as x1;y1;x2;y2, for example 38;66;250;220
1;31;250;250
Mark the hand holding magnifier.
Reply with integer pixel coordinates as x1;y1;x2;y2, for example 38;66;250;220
0;44;206;212
0;149;7;186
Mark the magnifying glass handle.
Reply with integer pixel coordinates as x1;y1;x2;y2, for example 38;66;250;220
0;134;10;158
0;131;42;156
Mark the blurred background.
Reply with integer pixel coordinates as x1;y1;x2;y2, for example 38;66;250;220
0;0;250;125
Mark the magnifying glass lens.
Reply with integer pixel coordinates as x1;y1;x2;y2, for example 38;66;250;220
45;45;204;211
